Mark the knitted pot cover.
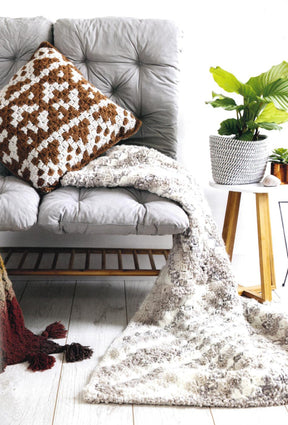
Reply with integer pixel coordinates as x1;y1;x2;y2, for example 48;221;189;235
209;135;269;185
62;144;288;407
0;255;93;372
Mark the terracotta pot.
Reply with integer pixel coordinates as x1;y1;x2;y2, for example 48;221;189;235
271;163;288;184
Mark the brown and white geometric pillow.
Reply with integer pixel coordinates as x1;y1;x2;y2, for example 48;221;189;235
0;42;141;193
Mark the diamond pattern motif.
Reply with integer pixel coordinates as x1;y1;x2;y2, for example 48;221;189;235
0;42;141;193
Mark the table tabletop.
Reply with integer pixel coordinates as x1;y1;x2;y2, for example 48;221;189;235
209;180;288;194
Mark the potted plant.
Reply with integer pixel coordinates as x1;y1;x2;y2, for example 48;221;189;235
207;62;288;184
269;147;288;184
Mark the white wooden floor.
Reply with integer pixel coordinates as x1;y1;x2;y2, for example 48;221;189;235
1;271;288;425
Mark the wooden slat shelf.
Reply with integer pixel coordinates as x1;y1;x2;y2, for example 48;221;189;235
0;247;170;276
0;246;271;302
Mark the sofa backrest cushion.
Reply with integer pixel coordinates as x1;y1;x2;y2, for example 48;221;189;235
0;16;53;177
0;17;179;164
54;18;180;158
0;17;53;90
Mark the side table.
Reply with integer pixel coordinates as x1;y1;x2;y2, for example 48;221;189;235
209;181;278;303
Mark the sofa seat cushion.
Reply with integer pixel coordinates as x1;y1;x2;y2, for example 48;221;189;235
38;186;189;235
0;176;40;231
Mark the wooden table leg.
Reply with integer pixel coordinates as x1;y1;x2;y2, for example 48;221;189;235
255;193;274;302
222;191;275;303
222;191;242;260
266;196;276;290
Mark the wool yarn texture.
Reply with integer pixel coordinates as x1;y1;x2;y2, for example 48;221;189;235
63;144;288;407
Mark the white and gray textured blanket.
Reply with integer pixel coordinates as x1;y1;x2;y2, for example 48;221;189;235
62;145;288;407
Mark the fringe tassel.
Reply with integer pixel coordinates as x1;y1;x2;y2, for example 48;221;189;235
27;353;56;372
41;321;67;339
0;252;93;373
64;343;93;363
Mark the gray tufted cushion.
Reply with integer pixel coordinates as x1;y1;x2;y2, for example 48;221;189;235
54;18;180;158
0;16;53;90
0;163;10;177
38;186;189;235
0;17;53;177
0;17;185;237
0;176;40;231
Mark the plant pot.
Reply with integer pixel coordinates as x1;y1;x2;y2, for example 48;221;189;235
209;135;269;185
271;163;288;184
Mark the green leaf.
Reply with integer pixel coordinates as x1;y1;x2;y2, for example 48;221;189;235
206;96;238;110
247;61;288;95
210;67;242;93
237;131;254;141
256;102;288;124
269;155;284;163
218;118;241;136
243;100;265;122
273;147;288;156
256;122;282;131
269;147;288;163
263;78;288;110
246;120;257;130
238;83;257;99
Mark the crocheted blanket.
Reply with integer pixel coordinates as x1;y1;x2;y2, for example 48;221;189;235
61;144;288;407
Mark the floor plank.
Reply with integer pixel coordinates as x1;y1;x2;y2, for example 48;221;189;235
2;275;288;424
125;280;214;425
53;280;134;425
0;280;75;425
124;279;154;321
211;405;288;425
2;251;28;300
133;405;214;425
12;279;28;301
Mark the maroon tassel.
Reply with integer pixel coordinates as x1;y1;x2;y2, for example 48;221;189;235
64;343;93;363
27;353;56;372
41;321;67;339
0;253;93;373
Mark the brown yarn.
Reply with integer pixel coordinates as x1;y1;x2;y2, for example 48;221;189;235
0;41;142;194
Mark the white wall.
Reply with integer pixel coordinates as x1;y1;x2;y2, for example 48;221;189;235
1;0;288;285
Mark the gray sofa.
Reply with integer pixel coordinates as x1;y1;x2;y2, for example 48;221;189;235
0;17;188;244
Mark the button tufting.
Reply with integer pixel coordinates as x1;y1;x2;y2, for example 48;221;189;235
50;18;179;159
111;86;118;95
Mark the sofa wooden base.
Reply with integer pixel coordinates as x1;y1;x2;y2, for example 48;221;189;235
0;247;169;277
0;246;270;302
